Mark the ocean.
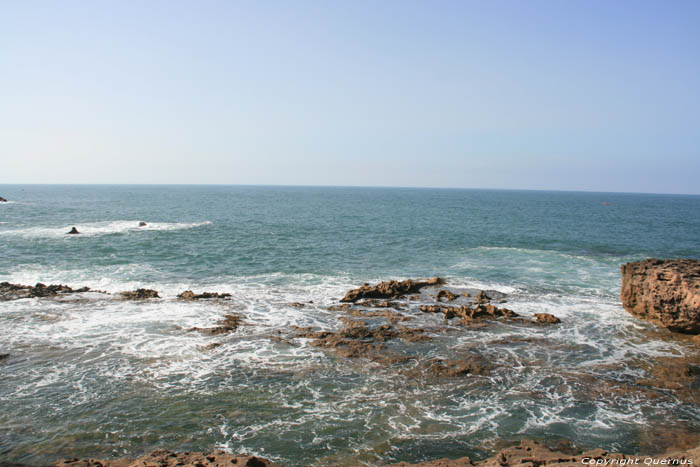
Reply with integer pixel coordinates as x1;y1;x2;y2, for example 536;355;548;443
1;185;699;465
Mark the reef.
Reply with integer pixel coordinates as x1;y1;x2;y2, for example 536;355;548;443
0;282;91;301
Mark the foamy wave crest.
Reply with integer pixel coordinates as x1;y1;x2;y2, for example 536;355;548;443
0;220;212;238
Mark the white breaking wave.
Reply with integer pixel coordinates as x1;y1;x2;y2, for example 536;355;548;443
0;220;212;238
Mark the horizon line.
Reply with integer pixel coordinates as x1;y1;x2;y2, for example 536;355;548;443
0;182;698;197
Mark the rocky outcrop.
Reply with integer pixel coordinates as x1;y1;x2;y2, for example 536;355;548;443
55;449;279;467
0;196;8;202
120;289;160;300
621;259;700;334
391;439;700;466
0;282;91;301
436;289;459;302
534;313;561;324
420;303;519;322
67;227;80;234
177;290;231;300
340;277;444;302
50;439;700;467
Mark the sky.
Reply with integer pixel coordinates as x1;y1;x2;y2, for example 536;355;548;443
1;1;699;193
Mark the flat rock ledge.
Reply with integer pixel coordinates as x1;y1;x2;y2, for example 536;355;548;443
0;282;91;301
47;440;700;467
621;258;700;334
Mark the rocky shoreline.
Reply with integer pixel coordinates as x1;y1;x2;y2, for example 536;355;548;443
2;262;699;466
14;439;697;466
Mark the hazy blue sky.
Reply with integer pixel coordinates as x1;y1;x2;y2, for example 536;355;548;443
1;1;699;193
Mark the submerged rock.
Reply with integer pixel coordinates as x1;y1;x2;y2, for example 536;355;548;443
177;290;231;300
190;314;243;335
66;226;80;234
340;277;444;302
120;288;160;299
621;258;700;334
0;282;91;301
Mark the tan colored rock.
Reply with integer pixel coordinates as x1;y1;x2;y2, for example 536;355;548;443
534;313;561;324
340;277;444;302
391;439;700;466
55;449;279;467
621;258;700;334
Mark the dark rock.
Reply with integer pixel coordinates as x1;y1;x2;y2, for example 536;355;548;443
340;277;444;302
0;282;92;301
621;258;700;334
0;196;7;202
436;289;459;302
190;314;243;335
67;227;80;234
120;288;160;299
177;290;231;300
420;303;518;323
0;353;9;361
475;290;491;304
534;313;561;324
138;221;147;227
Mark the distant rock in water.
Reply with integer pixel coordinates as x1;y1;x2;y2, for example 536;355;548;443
0;282;91;301
621;258;700;334
120;288;160;300
178;290;231;300
139;221;147;227
67;226;80;234
0;196;7;202
341;277;444;302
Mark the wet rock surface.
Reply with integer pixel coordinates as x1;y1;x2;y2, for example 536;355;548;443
54;449;279;467
120;289;160;300
0;282;91;301
534;313;561;324
177;290;232;300
391;439;700;466
621;258;700;334
189;314;243;335
341;277;444;302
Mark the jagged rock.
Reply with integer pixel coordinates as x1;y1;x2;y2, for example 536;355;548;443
534;313;561;324
436;289;459;302
67;227;80;234
120;288;160;299
177;290;231;300
0;282;91;301
621;258;700;334
340;277;444;302
189;314;243;335
475;291;491;304
55;449;279;467
420;303;518;322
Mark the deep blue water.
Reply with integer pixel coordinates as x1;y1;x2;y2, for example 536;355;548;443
0;185;698;465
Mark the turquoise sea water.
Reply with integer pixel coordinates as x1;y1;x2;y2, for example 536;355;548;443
0;185;699;465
